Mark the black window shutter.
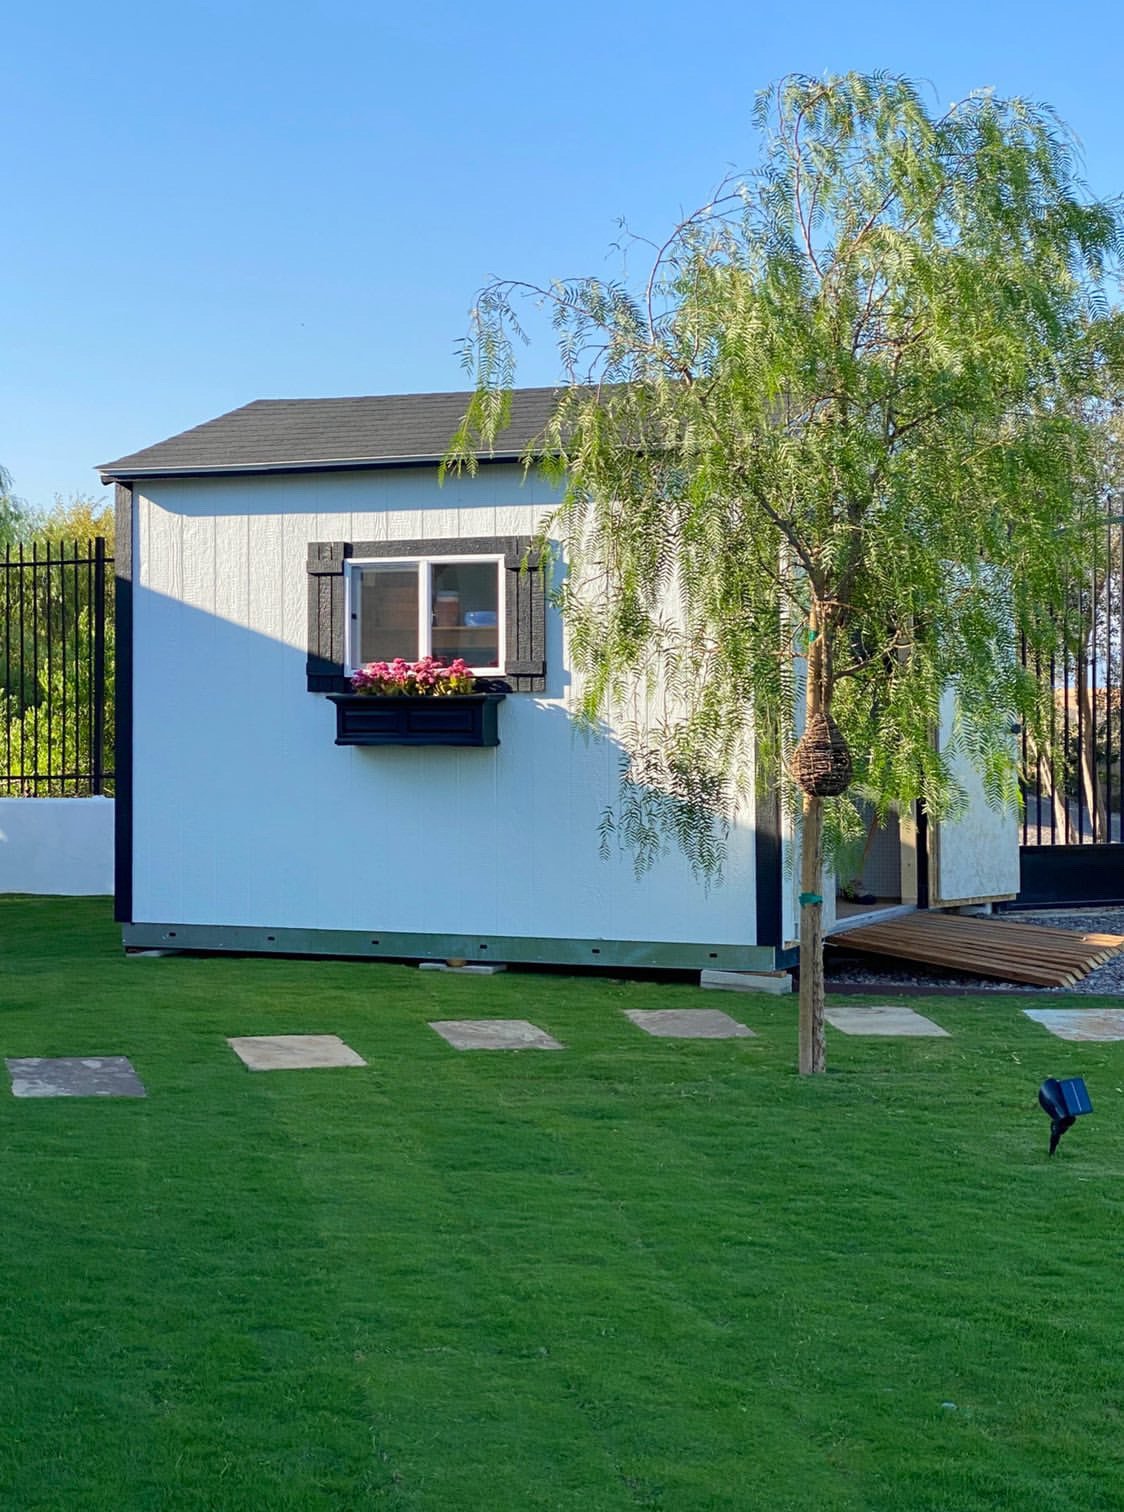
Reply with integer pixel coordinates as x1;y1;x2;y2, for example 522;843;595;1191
306;542;350;693
503;542;546;692
306;535;546;694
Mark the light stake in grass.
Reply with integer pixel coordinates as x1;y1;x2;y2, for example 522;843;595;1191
1038;1077;1093;1156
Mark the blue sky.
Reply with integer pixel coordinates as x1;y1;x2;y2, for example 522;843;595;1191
2;0;1122;512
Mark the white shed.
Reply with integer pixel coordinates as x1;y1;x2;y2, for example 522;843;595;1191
99;389;1019;969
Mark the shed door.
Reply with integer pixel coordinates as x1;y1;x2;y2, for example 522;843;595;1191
929;689;1020;906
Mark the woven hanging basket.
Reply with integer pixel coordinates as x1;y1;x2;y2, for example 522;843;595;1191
791;712;853;797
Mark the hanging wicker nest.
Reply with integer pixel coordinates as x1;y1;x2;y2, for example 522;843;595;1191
791;712;853;797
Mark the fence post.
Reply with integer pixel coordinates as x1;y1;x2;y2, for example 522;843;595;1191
92;538;106;796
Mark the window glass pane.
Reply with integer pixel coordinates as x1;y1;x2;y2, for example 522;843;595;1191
430;561;500;667
355;564;419;664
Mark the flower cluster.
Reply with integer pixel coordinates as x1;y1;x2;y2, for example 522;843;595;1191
350;656;475;697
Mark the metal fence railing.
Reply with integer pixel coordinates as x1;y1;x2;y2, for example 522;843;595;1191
1;538;113;796
1020;521;1122;848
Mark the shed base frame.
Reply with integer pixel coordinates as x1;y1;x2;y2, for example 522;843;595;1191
121;921;775;973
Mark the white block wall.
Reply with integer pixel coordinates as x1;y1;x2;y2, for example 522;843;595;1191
0;798;115;895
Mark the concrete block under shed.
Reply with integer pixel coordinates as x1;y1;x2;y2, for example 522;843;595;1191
419;961;508;975
700;968;793;996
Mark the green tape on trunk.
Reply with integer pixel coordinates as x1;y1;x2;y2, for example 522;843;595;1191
799;892;823;906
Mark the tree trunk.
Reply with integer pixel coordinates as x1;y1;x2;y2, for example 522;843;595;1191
1030;733;1075;843
1075;642;1108;841
798;791;827;1074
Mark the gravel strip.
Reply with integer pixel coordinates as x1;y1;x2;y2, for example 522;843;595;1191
826;907;1124;995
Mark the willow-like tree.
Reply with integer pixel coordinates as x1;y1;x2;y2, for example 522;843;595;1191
0;465;30;549
448;74;1121;1072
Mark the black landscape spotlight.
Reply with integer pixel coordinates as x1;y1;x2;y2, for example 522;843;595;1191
1038;1077;1093;1156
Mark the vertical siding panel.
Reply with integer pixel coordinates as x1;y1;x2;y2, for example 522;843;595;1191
181;513;218;917
349;510;387;549
132;494;167;921
143;489;184;601
282;513;317;652
248;508;299;923
494;502;541;537
138;493;186;920
210;512;256;928
214;513;248;627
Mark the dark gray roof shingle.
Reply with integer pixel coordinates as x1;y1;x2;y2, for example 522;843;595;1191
98;388;563;480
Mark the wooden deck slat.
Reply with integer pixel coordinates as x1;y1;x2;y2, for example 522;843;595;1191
832;928;1082;966
826;910;1122;986
840;920;1114;952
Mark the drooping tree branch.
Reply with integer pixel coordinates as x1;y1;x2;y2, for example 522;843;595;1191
449;71;1122;1073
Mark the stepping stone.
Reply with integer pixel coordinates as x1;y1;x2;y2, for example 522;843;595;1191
227;1034;366;1070
429;1019;563;1050
626;1008;756;1039
824;1005;949;1037
6;1056;147;1098
1023;1008;1124;1042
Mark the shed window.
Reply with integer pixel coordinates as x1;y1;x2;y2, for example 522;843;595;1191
306;533;546;694
347;555;503;673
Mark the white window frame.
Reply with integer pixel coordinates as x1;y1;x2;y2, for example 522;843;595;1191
344;554;506;676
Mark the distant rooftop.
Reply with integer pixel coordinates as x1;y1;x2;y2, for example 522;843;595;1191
98;388;563;481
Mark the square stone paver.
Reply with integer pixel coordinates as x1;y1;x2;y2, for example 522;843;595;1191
1023;1008;1124;1042
625;1008;756;1039
428;1019;564;1051
227;1034;367;1070
824;1005;949;1037
6;1056;147;1098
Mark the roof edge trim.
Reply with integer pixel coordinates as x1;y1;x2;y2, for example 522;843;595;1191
97;451;531;484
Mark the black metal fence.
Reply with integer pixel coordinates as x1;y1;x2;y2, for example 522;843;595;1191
1;539;113;796
1018;521;1124;905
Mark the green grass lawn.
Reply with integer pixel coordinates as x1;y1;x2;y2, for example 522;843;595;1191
1;897;1123;1511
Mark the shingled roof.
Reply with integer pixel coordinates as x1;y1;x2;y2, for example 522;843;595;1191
98;388;563;481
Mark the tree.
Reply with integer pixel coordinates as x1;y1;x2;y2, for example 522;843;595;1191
0;493;115;795
1025;391;1124;844
0;465;31;549
32;492;115;552
448;73;1122;1072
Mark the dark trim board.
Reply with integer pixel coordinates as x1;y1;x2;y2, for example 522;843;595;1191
1012;844;1124;909
122;922;778;973
113;482;134;923
754;780;783;950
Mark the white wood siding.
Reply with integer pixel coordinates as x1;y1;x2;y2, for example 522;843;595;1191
132;466;758;947
929;688;1020;904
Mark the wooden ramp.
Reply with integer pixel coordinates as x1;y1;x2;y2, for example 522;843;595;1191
828;912;1124;988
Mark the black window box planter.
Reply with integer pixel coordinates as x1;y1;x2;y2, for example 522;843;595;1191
327;693;505;747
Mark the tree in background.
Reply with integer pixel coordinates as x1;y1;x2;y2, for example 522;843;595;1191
1057;394;1124;840
0;465;31;549
1;492;114;795
450;73;1122;1071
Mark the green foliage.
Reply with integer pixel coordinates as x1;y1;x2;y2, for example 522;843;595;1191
0;604;114;795
0;465;32;549
1;494;114;794
30;491;115;551
449;73;1123;876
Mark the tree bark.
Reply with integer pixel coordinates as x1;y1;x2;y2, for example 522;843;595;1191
798;791;827;1074
1075;636;1108;841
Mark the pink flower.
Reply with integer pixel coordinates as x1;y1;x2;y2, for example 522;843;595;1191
349;655;478;697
